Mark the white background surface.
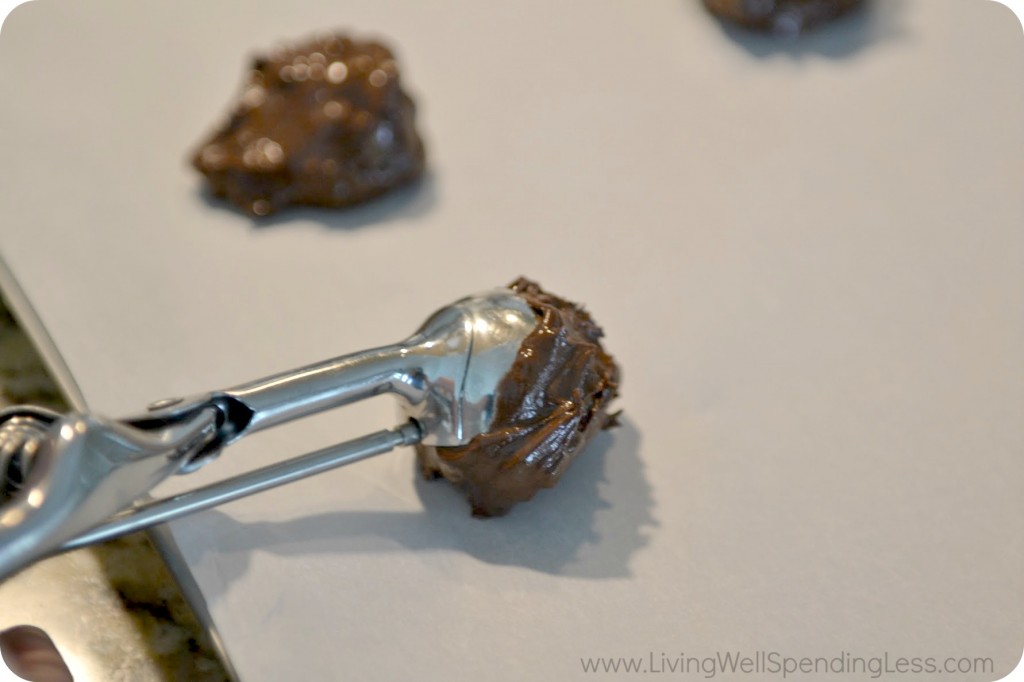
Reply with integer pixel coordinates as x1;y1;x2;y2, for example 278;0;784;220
1;1;1023;680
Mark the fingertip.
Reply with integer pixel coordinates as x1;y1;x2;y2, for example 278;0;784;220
0;625;73;682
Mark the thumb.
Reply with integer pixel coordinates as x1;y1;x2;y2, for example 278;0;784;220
0;626;73;682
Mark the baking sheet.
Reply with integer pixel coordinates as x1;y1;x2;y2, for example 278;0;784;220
1;1;1022;680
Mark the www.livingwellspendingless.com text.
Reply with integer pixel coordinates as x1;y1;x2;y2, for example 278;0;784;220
579;650;995;678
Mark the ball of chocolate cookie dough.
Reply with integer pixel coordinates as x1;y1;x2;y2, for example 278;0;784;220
416;278;621;517
703;0;865;36
192;33;425;217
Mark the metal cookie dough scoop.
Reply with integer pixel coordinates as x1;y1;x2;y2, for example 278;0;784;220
0;288;538;581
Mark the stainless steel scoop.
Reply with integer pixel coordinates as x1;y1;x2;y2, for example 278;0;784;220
0;288;538;581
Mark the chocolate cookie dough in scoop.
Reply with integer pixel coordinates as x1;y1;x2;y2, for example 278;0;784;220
192;33;425;217
417;278;620;517
703;0;865;35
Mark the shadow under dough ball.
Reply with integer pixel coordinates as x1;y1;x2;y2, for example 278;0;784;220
191;33;425;217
